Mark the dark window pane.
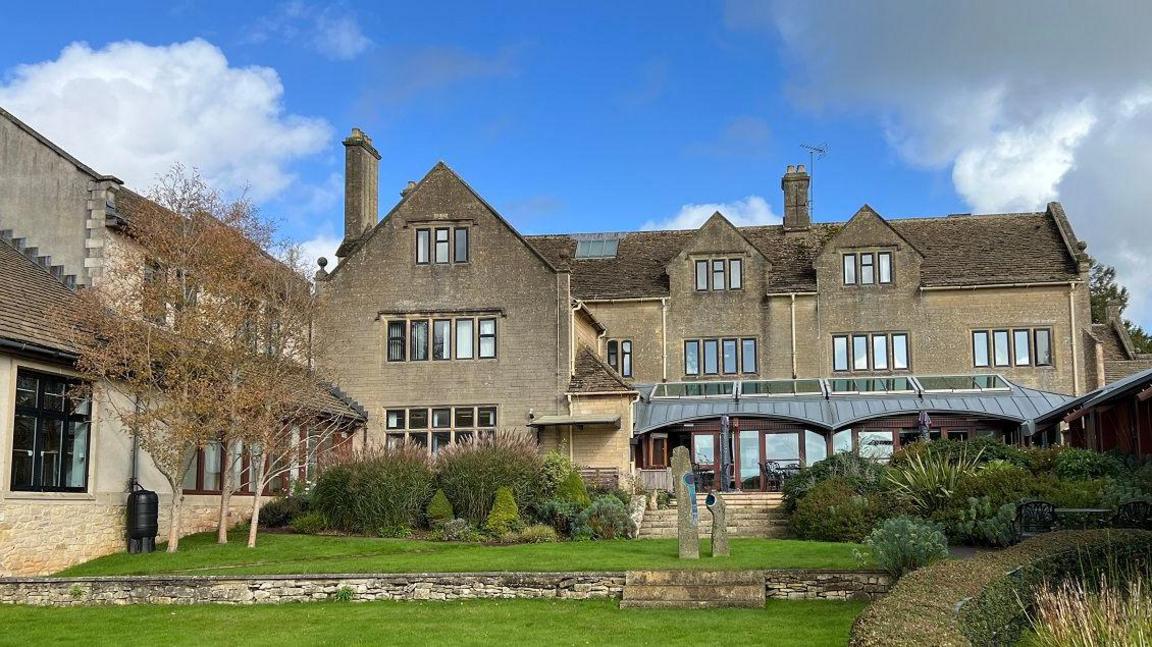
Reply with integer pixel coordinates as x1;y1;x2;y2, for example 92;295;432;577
621;341;633;377
409;409;429;429
607;340;618;371
477;407;497;427
455;407;475;428
411;320;429;361
11;415;35;488
432;408;451;428
433;320;451;360
15;374;37;408
387;321;406;361
432;432;452;453
386;409;405;429
454;227;469;263
43;379;66;412
409;432;429;448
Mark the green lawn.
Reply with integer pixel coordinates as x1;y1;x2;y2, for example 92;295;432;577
58;531;868;577
0;599;866;647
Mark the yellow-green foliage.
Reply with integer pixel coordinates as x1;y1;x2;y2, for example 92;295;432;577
426;489;454;526
485;486;521;535
555;470;591;507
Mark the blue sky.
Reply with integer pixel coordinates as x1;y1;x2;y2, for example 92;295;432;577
2;1;1151;325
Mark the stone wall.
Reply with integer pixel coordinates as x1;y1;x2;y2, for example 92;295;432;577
0;570;890;606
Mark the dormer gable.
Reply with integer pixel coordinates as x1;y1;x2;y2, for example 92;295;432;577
816;205;923;289
664;212;769;295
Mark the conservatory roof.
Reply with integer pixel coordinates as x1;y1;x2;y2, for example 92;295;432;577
633;375;1075;435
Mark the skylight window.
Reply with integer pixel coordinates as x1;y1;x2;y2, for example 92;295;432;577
741;379;824;397
915;374;1009;393
573;237;620;259
827;377;916;394
652;381;735;398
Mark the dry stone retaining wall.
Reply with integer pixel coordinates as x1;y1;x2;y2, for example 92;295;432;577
0;570;889;606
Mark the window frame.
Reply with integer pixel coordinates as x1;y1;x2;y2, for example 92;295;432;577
620;340;633;377
455;318;474;360
1035;328;1053;367
973;330;990;368
878;252;893;284
386;321;407;362
721;338;739;375
729;258;743;290
872;334;889;370
892;333;909;370
702;339;719;375
852;334;870;370
478;318;497;359
432;319;452;361
1013;329;1032;366
694;260;709;291
410;320;430;362
859;253;875;285
832;335;849;372
992;329;1011;367
684;340;700;376
453;227;469;264
842;254;857;285
415;228;430;265
433;227;450;264
711;260;726;291
607;340;619;372
740;338;757;375
10;369;91;493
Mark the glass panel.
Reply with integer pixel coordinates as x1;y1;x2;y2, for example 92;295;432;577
454;431;473;445
853;335;869;370
432;408;452;428
43;379;66;412
684;340;700;375
842;254;856;284
833;336;849;371
202;443;221;491
478;319;496;358
741;339;757;374
477;407;497;427
739;430;760;489
455;407;475;428
805;431;827;466
741;379;822;396
607;341;618;371
892;334;909;370
432;432;452;453
454;227;469;263
408;432;429;448
722;339;738;374
1035;329;1052;366
833;430;853;454
872;335;888;370
655;382;735;397
434;228;450;263
993;330;1011;366
711;260;725;290
408;408;429;429
858;431;893;461
411;320;429;361
693;435;715;464
878;252;892;283
703;340;719;374
729;259;743;289
621;341;632;377
11;415;36;488
386;409;405;429
764;432;800;466
386;433;405;449
860;253;875;284
38;418;62;488
455;319;474;359
433;320;451;360
387;321;406;361
416;229;430;264
183;451;200;490
15;374;37;408
695;260;708;290
1013;329;1031;365
973;331;990;367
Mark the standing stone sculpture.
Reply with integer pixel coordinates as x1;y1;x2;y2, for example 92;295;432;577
671;446;700;559
705;491;729;557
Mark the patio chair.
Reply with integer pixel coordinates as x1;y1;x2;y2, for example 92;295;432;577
1113;500;1152;530
691;463;715;491
761;461;783;492
1014;500;1057;540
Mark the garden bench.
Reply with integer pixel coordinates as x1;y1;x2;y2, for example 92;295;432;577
1113;500;1152;530
1014;500;1057;540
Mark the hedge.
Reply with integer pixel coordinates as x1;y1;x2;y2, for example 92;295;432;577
849;529;1152;647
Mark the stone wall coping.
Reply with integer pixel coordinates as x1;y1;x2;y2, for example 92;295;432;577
1;568;885;584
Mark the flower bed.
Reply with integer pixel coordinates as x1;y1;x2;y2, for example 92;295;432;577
849;529;1152;647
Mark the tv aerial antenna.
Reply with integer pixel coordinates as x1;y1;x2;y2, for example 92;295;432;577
800;143;828;218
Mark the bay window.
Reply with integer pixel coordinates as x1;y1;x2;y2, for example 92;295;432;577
11;370;90;492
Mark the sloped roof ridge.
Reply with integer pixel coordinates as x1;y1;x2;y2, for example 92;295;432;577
569;346;635;393
0;106;121;184
0;234;77;292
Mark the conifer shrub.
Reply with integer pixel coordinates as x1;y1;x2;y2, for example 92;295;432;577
485;486;522;535
426;489;454;527
554;469;591;507
573;495;632;540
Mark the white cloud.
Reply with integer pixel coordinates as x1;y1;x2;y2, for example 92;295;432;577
298;232;342;273
249;3;372;61
642;196;779;230
0;39;332;200
741;0;1152;326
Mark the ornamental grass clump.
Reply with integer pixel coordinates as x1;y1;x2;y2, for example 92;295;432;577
1030;576;1152;647
860;516;949;579
311;443;436;536
436;433;544;525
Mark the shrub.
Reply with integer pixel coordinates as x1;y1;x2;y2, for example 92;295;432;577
782;452;888;512
952;463;1032;508
554;470;591;507
436;433;544;525
311;444;436;536
439;518;480;542
1028;475;1109;508
517;524;559;543
886;445;984;516
574;495;632;540
943;497;1018;547
426;489;454;527
485;486;522;535
588;485;631;508
540;450;576;497
790;477;895;542
1052;448;1125;481
290;511;328;535
893;436;1028;469
535;499;584;536
848;529;1152;647
862;516;949;578
259;494;310;528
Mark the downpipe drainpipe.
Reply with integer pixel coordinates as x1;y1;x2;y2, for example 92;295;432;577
790;293;798;379
1069;282;1080;395
660;298;668;382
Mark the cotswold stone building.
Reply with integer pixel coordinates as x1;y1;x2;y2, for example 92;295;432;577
0;107;364;575
315;128;1106;484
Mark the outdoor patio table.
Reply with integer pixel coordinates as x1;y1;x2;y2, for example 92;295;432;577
1054;508;1112;529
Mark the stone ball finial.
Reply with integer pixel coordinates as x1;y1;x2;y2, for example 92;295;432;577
317;256;328;269
1077;241;1088;251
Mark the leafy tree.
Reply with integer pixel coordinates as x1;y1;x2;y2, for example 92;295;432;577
1088;258;1152;353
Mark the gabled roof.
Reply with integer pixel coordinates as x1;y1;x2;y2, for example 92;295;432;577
1033;367;1152;428
825;204;926;259
568;347;636;394
526;208;1081;299
0;106;121;184
0;237;79;358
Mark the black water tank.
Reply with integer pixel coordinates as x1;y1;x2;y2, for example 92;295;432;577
126;484;158;553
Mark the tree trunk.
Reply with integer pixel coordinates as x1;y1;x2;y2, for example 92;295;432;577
167;485;184;553
216;442;234;544
247;451;265;548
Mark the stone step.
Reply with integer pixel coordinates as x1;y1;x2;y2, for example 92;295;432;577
620;570;766;609
636;528;788;539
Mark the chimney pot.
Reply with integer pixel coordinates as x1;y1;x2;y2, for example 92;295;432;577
797;164;806;173
338;128;381;258
786;164;796;174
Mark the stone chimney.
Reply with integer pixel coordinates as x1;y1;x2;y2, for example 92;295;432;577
782;164;811;231
1106;302;1123;323
338;128;380;258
